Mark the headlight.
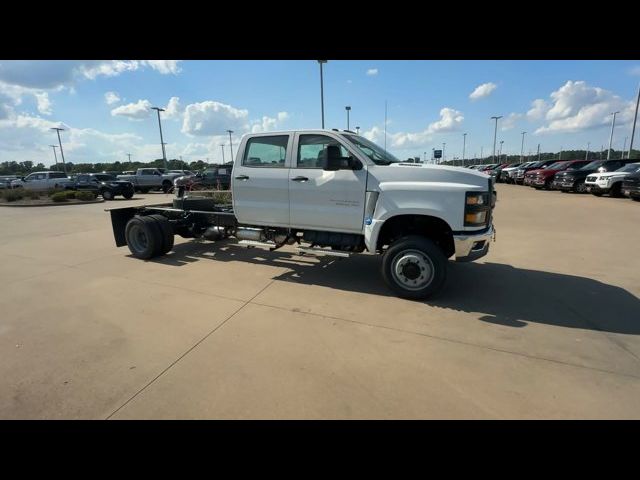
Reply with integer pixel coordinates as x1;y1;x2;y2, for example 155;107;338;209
466;193;486;205
465;211;487;224
465;191;491;227
109;183;120;187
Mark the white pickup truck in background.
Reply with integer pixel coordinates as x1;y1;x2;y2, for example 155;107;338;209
108;129;496;299
10;171;74;190
116;168;188;193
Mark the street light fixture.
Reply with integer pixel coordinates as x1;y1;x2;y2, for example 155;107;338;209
226;129;234;163
48;144;59;167
491;116;502;163
607;111;620;160
151;107;167;170
345;106;351;130
317;60;327;128
50;127;67;174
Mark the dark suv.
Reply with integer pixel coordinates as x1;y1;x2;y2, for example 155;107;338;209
552;159;637;193
72;173;135;200
174;163;233;191
622;170;640;201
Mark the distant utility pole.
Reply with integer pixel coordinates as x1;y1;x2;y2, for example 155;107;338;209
127;153;132;163
601;146;604;160
356;126;360;135
628;83;640;160
462;133;467;166
423;151;427;163
536;143;540;162
49;144;59;166
227;130;234;163
520;131;527;163
622;137;627;159
151;106;167;170
491;116;502;163
50;127;67;174
499;140;504;160
317;60;327;128
442;143;446;164
345;106;351;130
607;111;619;160
480;146;484;164
585;142;590;161
220;144;225;163
559;146;563;160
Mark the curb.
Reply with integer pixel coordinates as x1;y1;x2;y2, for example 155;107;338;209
0;199;105;207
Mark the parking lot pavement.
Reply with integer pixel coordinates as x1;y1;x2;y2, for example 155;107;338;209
1;186;639;419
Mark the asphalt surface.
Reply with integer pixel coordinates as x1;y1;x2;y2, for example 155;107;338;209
1;185;639;419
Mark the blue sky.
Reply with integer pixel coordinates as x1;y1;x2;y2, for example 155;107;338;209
1;60;639;166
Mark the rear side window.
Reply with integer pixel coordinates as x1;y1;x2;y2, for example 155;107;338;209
49;172;67;178
242;135;288;167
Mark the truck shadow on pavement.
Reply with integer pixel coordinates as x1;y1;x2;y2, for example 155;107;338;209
152;240;640;335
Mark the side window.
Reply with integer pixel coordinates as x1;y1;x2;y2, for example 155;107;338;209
607;162;621;171
35;174;47;180
140;169;153;176
77;175;89;182
297;134;350;169
242;135;288;168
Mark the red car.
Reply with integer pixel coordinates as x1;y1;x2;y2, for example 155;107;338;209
524;160;591;190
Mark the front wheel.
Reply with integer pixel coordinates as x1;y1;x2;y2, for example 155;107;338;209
381;236;447;300
102;189;114;200
122;190;134;199
575;181;587;193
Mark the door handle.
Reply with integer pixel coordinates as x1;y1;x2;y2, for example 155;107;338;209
235;175;249;180
291;176;309;182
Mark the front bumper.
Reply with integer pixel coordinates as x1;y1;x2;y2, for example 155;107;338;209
585;183;609;194
552;179;575;191
454;224;495;262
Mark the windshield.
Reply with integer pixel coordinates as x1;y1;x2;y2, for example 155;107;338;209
545;162;566;170
581;161;603;170
615;163;640;173
342;134;402;165
95;174;114;181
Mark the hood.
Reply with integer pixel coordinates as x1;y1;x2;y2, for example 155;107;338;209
595;170;637;179
368;163;490;191
526;168;549;176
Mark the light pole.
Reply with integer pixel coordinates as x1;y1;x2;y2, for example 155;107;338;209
536;143;540;162
151;107;167;170
585;142;590;161
50;127;67;174
345;106;351;130
628;83;640;160
220;144;225;163
227;129;234;163
127;153;132;163
49;145;59;167
499;140;504;163
317;60;327;129
356;126;360;135
559;146;563;161
442;143;446;164
607;111;619;160
520;131;527;163
462;133;467;167
480;146;484;164
622;136;627;159
423;151;427;163
491;116;502;163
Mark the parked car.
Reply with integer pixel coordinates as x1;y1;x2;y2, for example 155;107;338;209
514;159;558;185
0;175;19;189
552;159;638;193
70;173;135;200
174;164;233;191
495;163;522;183
525;160;591;190
10;171;74;190
502;162;533;184
584;162;640;197
621;169;640;201
116;168;185;193
489;163;511;183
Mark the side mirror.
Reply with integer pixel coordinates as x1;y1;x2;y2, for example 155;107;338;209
321;145;342;171
349;157;363;171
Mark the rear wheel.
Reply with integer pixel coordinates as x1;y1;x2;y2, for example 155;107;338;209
125;216;163;259
102;189;114;200
574;181;587;193
381;236;447;300
147;214;174;254
122;190;134;199
162;181;173;193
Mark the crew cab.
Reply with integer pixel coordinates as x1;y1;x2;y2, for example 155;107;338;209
525;160;591;190
585;162;640;197
107;130;496;300
70;173;135;200
552;159;637;193
10;171;74;190
116;168;184;193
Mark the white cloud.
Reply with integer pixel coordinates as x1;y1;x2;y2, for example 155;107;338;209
426;107;464;134
469;82;497;101
110;99;152;120
366;68;378;76
181;101;249;136
526;99;549;120
34;92;52;115
501;112;523;131
143;60;181;75
164;96;182;119
277;111;289;122
104;91;120;105
534;81;634;134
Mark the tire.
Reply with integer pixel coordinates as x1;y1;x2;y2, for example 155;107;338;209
575;181;587;193
610;183;623;198
381;235;447;300
125;216;164;259
162;181;172;193
139;188;150;194
147;214;174;254
122;190;134;200
591;191;603;197
102;189;114;200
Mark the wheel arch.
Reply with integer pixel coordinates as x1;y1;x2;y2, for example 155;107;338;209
375;214;455;259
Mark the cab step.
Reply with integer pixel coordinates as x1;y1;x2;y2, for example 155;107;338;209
297;247;351;258
238;240;278;251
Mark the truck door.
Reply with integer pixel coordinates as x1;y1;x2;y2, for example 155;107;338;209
232;133;292;227
289;133;368;233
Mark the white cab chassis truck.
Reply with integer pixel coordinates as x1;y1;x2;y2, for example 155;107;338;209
107;130;496;299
